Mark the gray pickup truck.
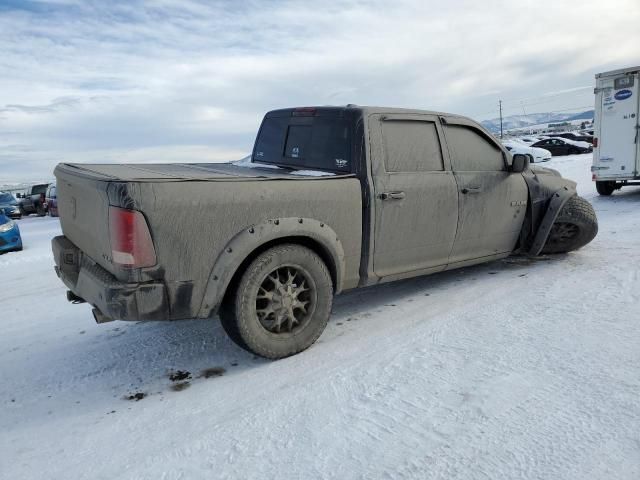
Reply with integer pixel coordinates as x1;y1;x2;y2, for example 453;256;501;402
17;183;50;216
52;106;597;358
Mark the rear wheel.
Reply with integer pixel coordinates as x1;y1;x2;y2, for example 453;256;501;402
36;204;46;217
219;244;333;359
595;181;616;196
542;195;598;254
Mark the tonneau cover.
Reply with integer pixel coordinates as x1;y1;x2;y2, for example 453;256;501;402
57;162;352;182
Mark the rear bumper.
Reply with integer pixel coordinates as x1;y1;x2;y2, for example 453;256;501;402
52;235;169;321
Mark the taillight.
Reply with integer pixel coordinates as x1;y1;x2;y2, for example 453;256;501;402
109;206;156;268
593;138;598;147
292;107;316;116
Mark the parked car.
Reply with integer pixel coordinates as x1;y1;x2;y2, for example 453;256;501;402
0;212;22;253
502;140;552;163
45;184;58;217
531;137;593;156
0;191;22;219
52;106;598;359
514;136;541;144
554;132;594;144
16;183;50;216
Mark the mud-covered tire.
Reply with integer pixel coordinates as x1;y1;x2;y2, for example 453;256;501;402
542;195;598;254
219;244;333;359
596;181;616;196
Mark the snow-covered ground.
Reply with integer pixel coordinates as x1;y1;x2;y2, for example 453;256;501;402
2;154;639;480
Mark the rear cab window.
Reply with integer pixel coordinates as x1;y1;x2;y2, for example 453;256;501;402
32;185;48;195
252;108;352;173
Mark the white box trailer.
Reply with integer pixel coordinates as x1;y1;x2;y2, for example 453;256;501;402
592;66;640;195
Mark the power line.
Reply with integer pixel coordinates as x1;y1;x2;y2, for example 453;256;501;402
499;100;503;139
475;87;594;119
498;86;593;108
478;104;594;121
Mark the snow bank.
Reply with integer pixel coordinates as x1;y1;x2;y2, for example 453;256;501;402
2;155;640;480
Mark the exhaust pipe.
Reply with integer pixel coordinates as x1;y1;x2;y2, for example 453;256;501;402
92;308;114;324
66;290;86;304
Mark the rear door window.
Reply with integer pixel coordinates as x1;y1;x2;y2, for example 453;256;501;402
381;120;444;172
445;125;505;171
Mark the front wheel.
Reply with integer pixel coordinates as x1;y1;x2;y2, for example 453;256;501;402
542;195;598;254
36;204;46;217
220;244;333;359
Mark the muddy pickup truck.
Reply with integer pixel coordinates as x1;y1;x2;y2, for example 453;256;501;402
52;106;597;358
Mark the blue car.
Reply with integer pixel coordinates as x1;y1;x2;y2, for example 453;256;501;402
0;191;22;219
0;212;22;253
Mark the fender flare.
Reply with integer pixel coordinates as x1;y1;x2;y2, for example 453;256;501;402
197;217;346;318
527;185;576;256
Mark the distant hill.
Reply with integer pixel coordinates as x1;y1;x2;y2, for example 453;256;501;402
564;110;595;121
481;110;594;133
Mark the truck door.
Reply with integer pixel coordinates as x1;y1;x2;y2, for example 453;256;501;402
368;114;458;278
443;118;528;264
596;73;639;178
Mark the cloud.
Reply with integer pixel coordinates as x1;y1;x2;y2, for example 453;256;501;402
0;0;639;181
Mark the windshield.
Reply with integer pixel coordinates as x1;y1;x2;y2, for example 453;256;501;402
253;115;351;172
0;192;16;204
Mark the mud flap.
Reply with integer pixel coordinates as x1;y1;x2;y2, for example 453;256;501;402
528;186;576;256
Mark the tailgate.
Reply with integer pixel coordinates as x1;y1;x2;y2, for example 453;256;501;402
54;164;114;274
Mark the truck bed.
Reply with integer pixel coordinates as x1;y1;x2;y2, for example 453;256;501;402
54;162;363;320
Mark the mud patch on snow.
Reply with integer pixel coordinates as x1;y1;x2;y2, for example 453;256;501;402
168;370;191;382
199;367;226;379
125;392;146;401
170;381;191;392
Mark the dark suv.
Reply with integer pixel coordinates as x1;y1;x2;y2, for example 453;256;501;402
45;184;58;217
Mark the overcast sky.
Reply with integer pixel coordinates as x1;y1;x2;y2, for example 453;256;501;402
1;0;639;181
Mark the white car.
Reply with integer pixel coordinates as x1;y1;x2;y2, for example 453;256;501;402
513;136;540;144
502;140;552;163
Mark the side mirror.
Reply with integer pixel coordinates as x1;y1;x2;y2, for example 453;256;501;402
15;193;22;198
511;154;530;173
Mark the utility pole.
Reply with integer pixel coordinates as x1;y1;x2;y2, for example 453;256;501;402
499;100;503;139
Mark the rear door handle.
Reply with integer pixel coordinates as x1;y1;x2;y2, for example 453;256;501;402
461;187;482;194
379;191;406;200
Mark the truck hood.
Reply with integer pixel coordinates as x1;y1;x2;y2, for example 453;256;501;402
530;165;562;177
56;162;351;183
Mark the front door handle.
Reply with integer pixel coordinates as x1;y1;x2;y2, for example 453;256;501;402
379;191;406;200
461;187;482;194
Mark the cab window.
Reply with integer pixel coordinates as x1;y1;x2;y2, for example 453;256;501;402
381;120;444;172
445;125;505;171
